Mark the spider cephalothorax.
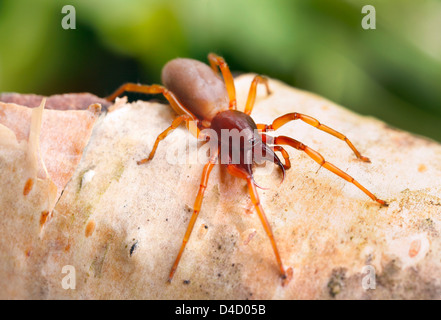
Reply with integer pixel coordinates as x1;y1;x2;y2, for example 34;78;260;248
210;109;285;183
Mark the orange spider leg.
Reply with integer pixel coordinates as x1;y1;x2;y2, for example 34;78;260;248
272;145;291;170
106;83;203;162
168;149;219;282
273;135;387;205
137;114;197;164
244;75;271;115
258;113;371;162
106;83;197;121
227;165;287;279
208;53;237;110
261;133;291;170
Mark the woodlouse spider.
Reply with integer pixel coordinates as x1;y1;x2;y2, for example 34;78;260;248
106;53;387;284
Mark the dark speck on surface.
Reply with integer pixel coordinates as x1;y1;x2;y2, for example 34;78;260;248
130;241;138;257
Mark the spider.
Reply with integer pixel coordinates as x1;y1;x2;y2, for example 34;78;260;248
106;53;387;284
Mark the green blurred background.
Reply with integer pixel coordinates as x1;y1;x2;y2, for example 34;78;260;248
0;0;440;141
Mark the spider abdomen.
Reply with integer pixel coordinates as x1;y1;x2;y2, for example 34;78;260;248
162;58;229;121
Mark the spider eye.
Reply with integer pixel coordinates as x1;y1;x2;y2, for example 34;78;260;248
248;137;260;148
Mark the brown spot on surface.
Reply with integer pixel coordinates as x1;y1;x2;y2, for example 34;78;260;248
282;267;294;286
244;201;254;215
40;211;50;227
418;164;427;172
409;239;421;258
23;178;34;196
327;268;347;298
87;103;102;115
85;220;96;237
198;224;209;239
